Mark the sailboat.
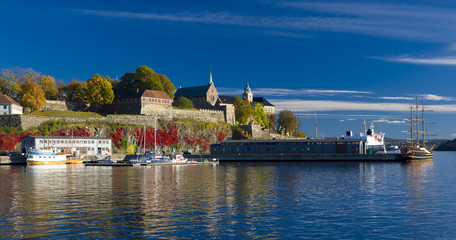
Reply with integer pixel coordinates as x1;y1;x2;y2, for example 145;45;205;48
402;97;434;160
131;118;168;164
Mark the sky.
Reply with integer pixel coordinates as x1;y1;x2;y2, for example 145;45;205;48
2;0;456;139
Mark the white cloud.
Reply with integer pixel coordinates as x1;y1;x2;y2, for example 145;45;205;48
379;95;454;101
272;100;410;112
217;87;371;97
70;1;456;42
420;94;454;101
379;96;414;100
377;56;456;66
272;99;456;113
373;119;406;124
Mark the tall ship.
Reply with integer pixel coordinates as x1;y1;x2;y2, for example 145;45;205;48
402;98;434;160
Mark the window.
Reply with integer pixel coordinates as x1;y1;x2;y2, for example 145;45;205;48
3;105;6;109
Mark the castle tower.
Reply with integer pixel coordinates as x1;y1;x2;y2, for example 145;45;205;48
242;80;253;102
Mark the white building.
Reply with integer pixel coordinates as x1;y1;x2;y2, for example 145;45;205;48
21;136;112;156
0;92;23;114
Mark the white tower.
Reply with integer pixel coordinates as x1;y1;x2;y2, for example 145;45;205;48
242;80;253;102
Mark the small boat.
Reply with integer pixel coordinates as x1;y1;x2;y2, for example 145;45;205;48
26;148;84;165
169;154;188;163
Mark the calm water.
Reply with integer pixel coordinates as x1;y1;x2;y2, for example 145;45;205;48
1;152;456;239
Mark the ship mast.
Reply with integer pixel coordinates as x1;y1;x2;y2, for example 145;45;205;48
314;112;318;139
415;97;420;146
404;97;434;148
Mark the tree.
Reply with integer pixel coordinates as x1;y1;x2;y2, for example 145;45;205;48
172;97;194;109
117;66;175;98
158;74;175;98
267;113;277;132
253;103;269;127
277;110;300;135
133;65;164;91
86;74;114;105
39;75;59;100
64;79;87;103
117;72;135;91
21;81;46;111
56;80;66;100
233;97;253;124
0;68;41;97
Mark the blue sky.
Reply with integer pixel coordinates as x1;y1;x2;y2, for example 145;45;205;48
2;0;456;139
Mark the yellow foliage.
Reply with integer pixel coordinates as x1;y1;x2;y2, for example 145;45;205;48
21;81;46;111
127;144;137;154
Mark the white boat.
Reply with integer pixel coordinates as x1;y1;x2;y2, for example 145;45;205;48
26;148;84;165
169;154;188;163
343;122;387;154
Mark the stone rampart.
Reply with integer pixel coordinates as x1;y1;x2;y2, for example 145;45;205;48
41;100;89;112
0;108;225;130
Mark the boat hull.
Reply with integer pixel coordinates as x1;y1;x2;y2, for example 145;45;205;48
191;153;405;162
26;156;84;165
402;151;434;161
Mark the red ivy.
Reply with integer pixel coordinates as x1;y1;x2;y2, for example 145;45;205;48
217;131;226;143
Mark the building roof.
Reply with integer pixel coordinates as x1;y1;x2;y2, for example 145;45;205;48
218;95;236;104
252;97;274;107
23;136;111;140
0;92;22;107
114;89;171;100
174;84;211;98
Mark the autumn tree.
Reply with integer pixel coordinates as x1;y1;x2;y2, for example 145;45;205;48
253;103;269;127
277;110;300;135
267;113;277;132
64;79;87;103
86;74;114;105
0;68;40;97
172;97;194;109
233;97;253;124
39;75;59;100
21;81;46;111
158;73;175;98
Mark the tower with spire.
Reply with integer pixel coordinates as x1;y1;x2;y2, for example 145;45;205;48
242;80;253;102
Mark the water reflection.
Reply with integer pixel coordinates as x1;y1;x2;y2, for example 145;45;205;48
0;156;455;239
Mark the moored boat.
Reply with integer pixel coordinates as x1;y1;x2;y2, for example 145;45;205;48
402;97;434;161
26;148;84;165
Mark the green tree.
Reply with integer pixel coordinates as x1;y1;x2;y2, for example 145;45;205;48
21;81;46;111
133;65;164;91
39;75;59;100
117;72;135;91
117;66;176;98
64;79;87;103
253;103;269;127
158;74;175;98
86;74;114;105
267;113;277;132
233;97;253;124
277;110;300;135
172;97;194;109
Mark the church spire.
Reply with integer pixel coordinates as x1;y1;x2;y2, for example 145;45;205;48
242;79;253;102
209;66;213;85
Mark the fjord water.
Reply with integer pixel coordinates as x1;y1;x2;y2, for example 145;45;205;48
1;152;456;239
